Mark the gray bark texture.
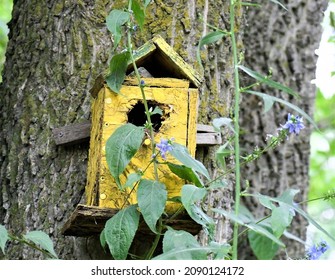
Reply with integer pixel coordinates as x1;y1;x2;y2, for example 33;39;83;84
0;0;237;259
0;0;325;260
239;0;327;259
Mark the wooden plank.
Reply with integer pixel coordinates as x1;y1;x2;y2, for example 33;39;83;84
61;204;201;236
123;77;190;88
126;39;157;72
52;121;91;146
61;204;118;236
52;122;222;146
124;35;202;88
196;124;217;132
196;133;222;146
196;124;222;145
152;35;203;88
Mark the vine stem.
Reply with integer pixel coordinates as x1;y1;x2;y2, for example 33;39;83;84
126;35;159;181
127;0;162;259
230;0;242;260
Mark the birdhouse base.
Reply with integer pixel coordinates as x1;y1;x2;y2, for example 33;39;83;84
61;204;202;237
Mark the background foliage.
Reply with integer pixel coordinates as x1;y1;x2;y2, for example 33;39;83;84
308;0;335;260
0;0;12;83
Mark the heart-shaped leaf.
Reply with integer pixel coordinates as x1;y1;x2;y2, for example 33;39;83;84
104;205;140;260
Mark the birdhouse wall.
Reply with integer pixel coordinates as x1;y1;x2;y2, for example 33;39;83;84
85;78;198;214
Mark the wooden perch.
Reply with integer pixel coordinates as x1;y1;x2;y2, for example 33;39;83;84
52;121;91;146
61;204;201;236
52;121;222;146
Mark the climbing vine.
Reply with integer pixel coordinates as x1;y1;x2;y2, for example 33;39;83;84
0;0;333;260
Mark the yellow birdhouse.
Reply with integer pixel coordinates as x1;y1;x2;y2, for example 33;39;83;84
85;35;201;214
59;35;208;236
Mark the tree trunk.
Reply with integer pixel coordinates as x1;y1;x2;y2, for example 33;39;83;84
1;0;325;260
239;0;327;259
0;0;238;259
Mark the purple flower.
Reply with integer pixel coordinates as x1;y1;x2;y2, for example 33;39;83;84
306;240;330;260
280;113;305;135
156;138;173;160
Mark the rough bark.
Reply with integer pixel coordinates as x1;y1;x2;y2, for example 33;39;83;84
239;0;327;259
0;0;237;259
1;0;323;260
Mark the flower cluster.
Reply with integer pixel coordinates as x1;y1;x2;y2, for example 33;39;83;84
280;113;305;135
156;138;174;160
265;113;305;148
305;240;330;260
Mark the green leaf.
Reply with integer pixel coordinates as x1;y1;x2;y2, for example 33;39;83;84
154;246;230;260
170;143;210;179
269;0;288;11
258;195;275;210
197;31;226;69
250;191;335;242
106;9;130;49
239;65;299;98
106;124;144;188
255;190;296;238
24;231;58;259
244;90;318;130
154;230;230;260
168;162;204;188
209;241;231;260
262;94;275;113
283;231;306;245
100;229;107;252
212;117;236;135
216;142;233;170
123;172;142;189
0;225;8;254
163;228;199;252
328;36;335;43
181;185;214;228
150;106;163;116
143;0;151;8
181;184;206;206
104;205;140;260
137;180;167;233
239;204;256;223
278;188;300;204
248;230;279;260
161;228;206;260
106;51;131;94
271;204;294;238
213;208;285;247
330;11;335;28
131;0;145;30
208;179;229;190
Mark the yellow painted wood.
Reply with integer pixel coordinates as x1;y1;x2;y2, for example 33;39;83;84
126;39;157;73
187;88;199;157
152;35;202;88
85;78;199;214
126;35;202;88
100;83;189;213
85;87;105;206
124;77;190;88
85;35;203;215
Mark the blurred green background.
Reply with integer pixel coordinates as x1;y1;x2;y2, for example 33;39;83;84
0;0;334;259
0;0;12;83
307;1;335;259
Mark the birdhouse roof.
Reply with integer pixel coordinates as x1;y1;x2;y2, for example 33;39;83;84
126;35;202;88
